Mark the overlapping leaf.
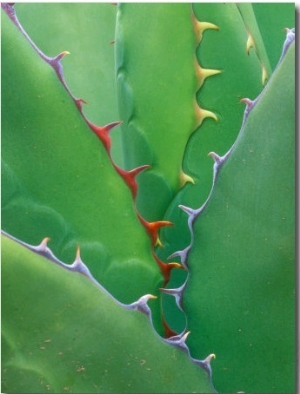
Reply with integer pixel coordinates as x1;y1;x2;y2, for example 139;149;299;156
184;34;295;393
1;9;162;306
2;234;215;393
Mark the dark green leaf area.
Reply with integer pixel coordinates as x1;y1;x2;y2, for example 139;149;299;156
185;42;295;393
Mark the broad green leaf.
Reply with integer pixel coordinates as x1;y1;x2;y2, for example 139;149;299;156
184;39;295;393
1;9;162;306
14;3;124;166
1;234;215;393
157;3;269;333
158;3;265;262
116;3;198;221
14;3;116;124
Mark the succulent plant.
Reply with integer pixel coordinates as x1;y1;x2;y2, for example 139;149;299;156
1;3;295;393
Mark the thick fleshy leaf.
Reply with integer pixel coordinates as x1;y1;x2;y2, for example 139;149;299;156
157;3;270;333
14;3;123;165
1;234;215;393
184;37;295;393
1;8;162;306
158;3;266;261
116;3;198;221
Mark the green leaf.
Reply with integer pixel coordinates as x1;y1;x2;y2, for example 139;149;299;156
184;37;295;393
157;3;269;333
14;3;125;166
15;4;116;124
116;3;198;221
158;3;266;261
252;3;295;72
235;3;272;82
1;234;215;393
1;8;162;306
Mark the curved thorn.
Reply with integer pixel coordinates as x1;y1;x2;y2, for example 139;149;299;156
54;50;70;62
71;246;93;278
138;214;173;247
164;330;191;354
87;120;122;152
180;169;195;187
196;63;222;88
74;98;88;112
193;19;219;43
168;246;191;268
160;281;187;311
127;294;157;321
195;104;218;127
208;151;222;164
153;253;183;286
179;205;196;217
115;164;150;199
36;237;51;252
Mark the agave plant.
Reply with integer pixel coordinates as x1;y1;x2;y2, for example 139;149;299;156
1;3;295;393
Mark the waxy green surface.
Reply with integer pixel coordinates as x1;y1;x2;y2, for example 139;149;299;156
1;10;162;306
157;3;267;260
116;3;198;221
2;235;215;393
185;40;295;393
